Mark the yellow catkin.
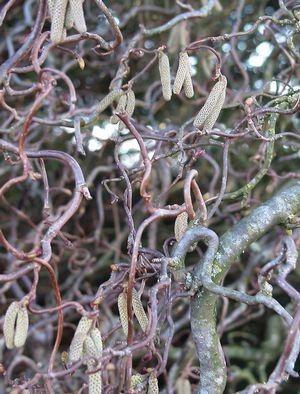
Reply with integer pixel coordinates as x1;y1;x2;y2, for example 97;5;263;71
64;3;74;30
202;76;227;133
90;328;103;354
119;89;135;131
174;212;189;242
3;301;19;349
96;89;123;114
158;51;172;101
126;89;136;118
117;291;128;336
69;0;87;34
69;316;93;362
132;288;148;333
148;373;159;394
47;0;55;19
14;304;29;348
183;70;194;99
69;332;87;362
110;93;127;124
173;52;189;95
50;0;68;43
84;335;102;394
193;75;227;131
176;378;192;394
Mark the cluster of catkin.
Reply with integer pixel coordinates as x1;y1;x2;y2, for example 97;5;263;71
117;286;149;336
158;49;227;133
193;74;227;133
48;0;87;43
68;316;103;393
158;50;194;101
110;89;136;130
3;301;29;349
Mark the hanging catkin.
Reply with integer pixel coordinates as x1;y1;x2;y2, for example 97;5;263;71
69;0;87;33
173;52;189;95
84;334;102;394
193;75;227;132
69;316;93;362
126;89;136;118
119;89;136;131
158;50;172;101
148;373;159;394
111;89;135;130
64;3;74;30
117;291;128;336
183;70;194;99
90;328;103;354
50;0;68;43
203;78;227;133
174;212;189;242
96;89;123;115
110;94;127;124
47;0;55;18
3;301;19;349
14;304;29;348
132;288;148;333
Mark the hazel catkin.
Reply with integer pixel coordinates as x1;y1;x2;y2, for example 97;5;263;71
14;304;29;348
3;301;19;349
173;52;189;95
69;316;93;362
158;50;172;101
69;0;87;34
84;333;102;394
174;211;189;242
193;75;227;132
50;0;68;43
117;291;128;336
132;288;148;333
